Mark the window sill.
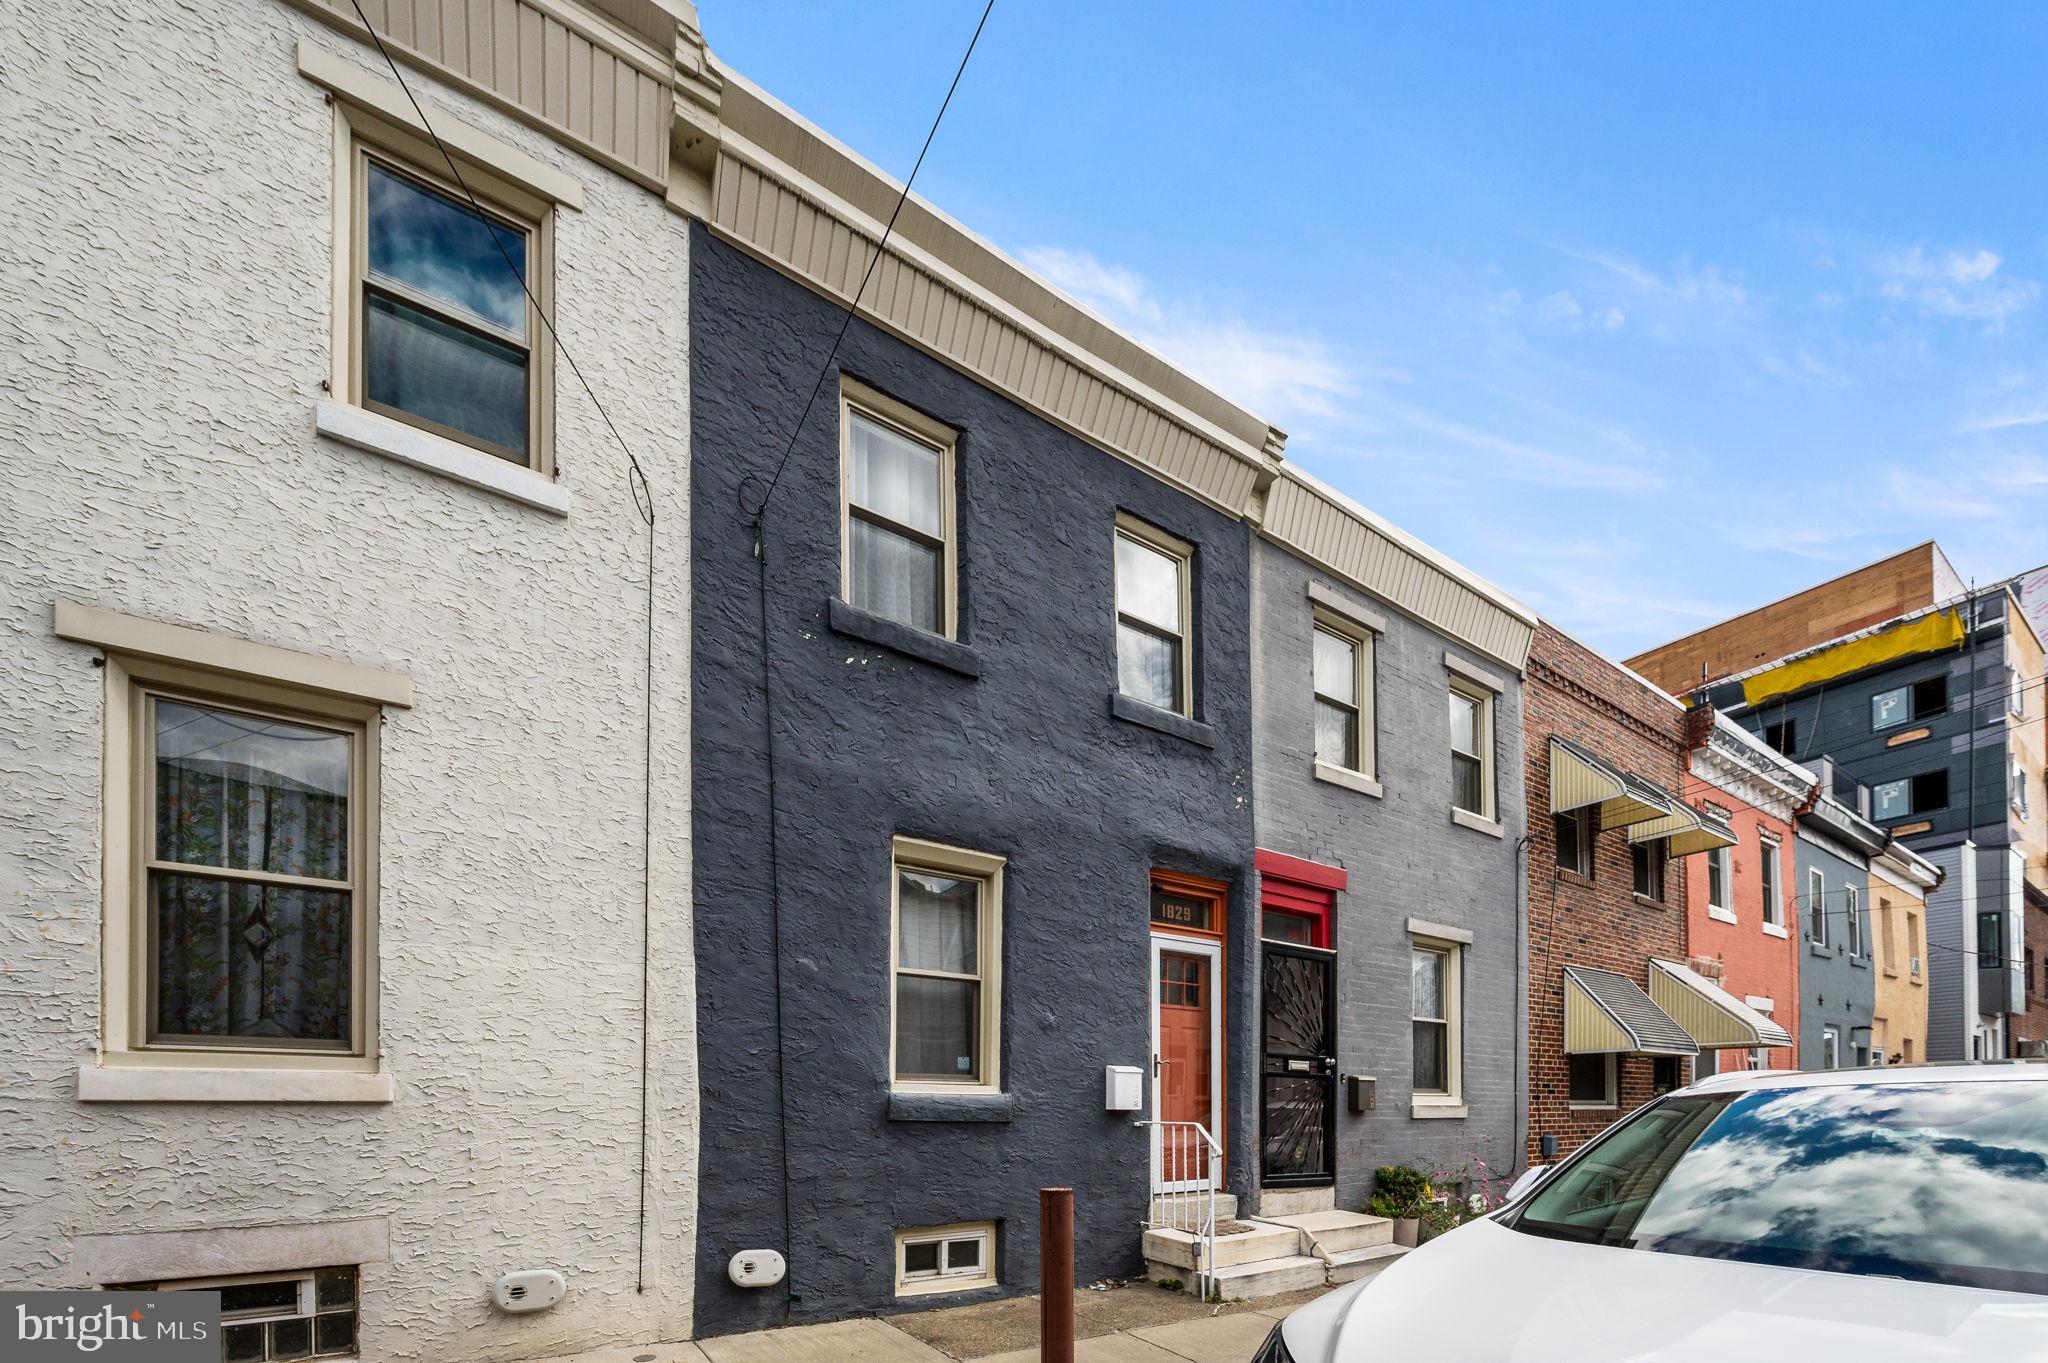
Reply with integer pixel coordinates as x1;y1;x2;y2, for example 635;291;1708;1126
77;1064;395;1104
315;400;569;517
1411;1100;1467;1120
1451;807;1504;839
1554;867;1594;888
1312;761;1382;799
886;1090;1016;1123
1109;692;1216;749
1762;923;1790;939
828;599;983;678
1848;955;1871;970
1808;941;1836;959
1882;968;1900;979
1707;906;1738;924
1634;894;1669;910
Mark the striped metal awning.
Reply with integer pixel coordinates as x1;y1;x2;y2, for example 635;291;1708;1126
1564;966;1699;1057
1649;958;1794;1050
1626;800;1739;858
1549;738;1677;830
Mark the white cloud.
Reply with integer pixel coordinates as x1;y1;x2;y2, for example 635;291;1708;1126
1759;347;1850;387
1015;246;1360;426
1535;290;1582;324
1565;249;1750;311
1373;401;1668;492
1601;306;1627;331
1874;245;2039;325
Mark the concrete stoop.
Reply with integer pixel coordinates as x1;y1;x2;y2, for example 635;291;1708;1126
1142;1208;1407;1300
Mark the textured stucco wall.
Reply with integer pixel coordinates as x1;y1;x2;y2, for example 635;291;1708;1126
1248;539;1524;1205
1792;834;1877;1068
0;5;697;1358
689;228;1256;1336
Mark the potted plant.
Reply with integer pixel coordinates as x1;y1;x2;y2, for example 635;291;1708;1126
1372;1165;1429;1247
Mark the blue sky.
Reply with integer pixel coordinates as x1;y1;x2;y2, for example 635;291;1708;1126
707;3;2048;657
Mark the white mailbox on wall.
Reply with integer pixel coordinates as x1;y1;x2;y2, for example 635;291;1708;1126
1104;1065;1144;1112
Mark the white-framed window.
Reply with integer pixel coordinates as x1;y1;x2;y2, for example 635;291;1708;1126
1759;837;1783;928
1844;885;1863;956
890;838;1005;1092
1555;807;1594;877
840;378;958;638
1567;1053;1617;1108
1448;682;1493;819
337;111;553;471
895;1223;996;1297
2013;757;2031;819
121;1266;359;1361
2011;666;2027;718
1631;840;1667;901
1907;909;1923;977
1114;515;1194;716
1410;939;1462;1103
1746;1047;1767;1071
1808;868;1828;946
1705;844;1732;916
1821;1026;1841;1069
1312;613;1374;776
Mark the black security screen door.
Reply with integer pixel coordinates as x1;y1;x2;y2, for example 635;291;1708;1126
1261;944;1336;1186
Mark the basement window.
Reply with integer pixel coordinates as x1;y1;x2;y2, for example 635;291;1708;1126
896;1223;996;1297
1568;1053;1617;1108
122;1266;359;1361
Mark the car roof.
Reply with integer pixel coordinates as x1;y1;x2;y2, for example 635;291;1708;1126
1682;1059;2048;1096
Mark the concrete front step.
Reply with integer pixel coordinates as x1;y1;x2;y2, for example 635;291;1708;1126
1149;1192;1237;1223
1208;1254;1329;1301
1142;1223;1300;1271
1252;1209;1394;1258
1325;1243;1410;1284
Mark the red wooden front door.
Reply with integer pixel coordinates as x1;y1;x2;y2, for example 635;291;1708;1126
1158;948;1215;1184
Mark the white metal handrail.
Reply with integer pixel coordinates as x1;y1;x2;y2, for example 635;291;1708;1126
1135;1119;1221;1301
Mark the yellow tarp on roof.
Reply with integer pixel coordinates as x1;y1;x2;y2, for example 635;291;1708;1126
1740;608;1965;707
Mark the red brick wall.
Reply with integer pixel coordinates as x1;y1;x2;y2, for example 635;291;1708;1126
1525;624;1691;1164
1682;800;1800;1074
2021;893;2048;1053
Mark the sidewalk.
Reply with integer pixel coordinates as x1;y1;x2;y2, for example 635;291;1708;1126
532;1283;1327;1363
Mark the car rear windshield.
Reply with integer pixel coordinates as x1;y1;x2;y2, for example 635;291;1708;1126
1512;1080;2048;1295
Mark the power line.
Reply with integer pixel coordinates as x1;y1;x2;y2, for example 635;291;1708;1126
744;0;998;530
342;0;663;1294
737;0;998;1325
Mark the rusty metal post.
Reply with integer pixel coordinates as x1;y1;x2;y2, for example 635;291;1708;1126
1040;1186;1075;1363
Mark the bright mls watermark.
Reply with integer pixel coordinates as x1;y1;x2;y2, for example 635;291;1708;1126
5;1293;219;1362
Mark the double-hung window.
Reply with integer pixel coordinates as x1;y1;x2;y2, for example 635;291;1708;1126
1759;837;1783;928
1704;844;1731;916
1448;683;1493;818
1632;840;1667;901
890;838;1004;1090
1114;516;1193;716
841;381;957;636
140;689;368;1052
1808;868;1828;946
1410;942;1461;1102
1555;808;1594;877
1844;885;1863;957
1312;618;1372;773
354;148;547;466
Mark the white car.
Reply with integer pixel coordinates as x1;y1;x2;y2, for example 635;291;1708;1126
1255;1063;2048;1362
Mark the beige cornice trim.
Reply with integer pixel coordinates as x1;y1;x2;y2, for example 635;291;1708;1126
53;601;414;709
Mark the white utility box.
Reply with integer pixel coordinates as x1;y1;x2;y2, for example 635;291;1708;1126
1104;1064;1144;1112
492;1270;565;1313
728;1248;787;1288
